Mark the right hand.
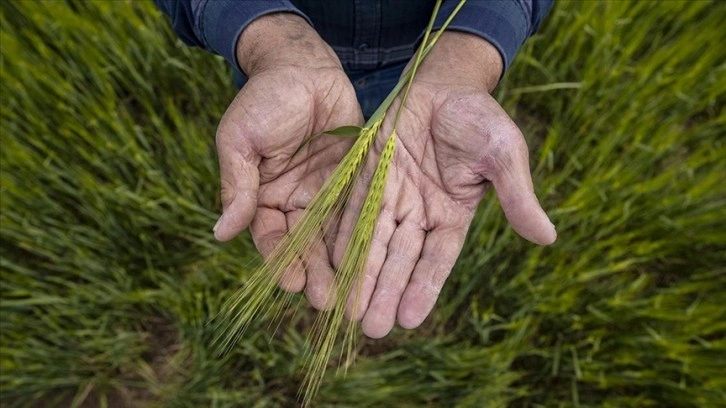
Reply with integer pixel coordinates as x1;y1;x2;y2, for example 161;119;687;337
213;13;363;309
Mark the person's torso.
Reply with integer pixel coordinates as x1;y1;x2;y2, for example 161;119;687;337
290;0;436;70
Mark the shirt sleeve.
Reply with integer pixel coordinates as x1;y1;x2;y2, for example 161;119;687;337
434;0;554;72
154;0;311;71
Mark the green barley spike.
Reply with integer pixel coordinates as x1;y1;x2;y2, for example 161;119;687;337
300;131;398;406
211;1;469;405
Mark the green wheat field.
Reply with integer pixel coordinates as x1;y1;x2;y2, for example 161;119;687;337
1;1;724;407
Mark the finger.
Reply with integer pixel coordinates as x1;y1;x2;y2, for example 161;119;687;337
331;176;368;269
330;176;375;316
213;128;261;242
362;221;425;339
343;204;397;321
286;208;337;311
281;209;336;310
487;132;556;245
397;225;468;329
330;122;393;268
302;233;337;311
250;207;306;292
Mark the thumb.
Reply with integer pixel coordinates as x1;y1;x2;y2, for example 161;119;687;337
213;130;261;242
486;130;556;245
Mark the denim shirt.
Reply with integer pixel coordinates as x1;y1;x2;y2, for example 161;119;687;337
156;0;552;72
155;0;553;117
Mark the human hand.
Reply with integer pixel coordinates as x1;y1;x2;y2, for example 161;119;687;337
213;13;363;308
332;32;557;338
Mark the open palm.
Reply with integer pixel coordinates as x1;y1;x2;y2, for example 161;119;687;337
332;82;557;338
213;65;363;308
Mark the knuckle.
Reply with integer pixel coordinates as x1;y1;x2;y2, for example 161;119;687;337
430;266;451;293
376;281;407;296
478;119;528;177
386;250;418;266
415;258;450;294
220;179;236;207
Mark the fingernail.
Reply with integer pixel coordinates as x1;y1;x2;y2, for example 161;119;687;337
213;216;223;233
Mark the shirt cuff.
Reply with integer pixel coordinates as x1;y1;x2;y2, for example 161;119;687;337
432;0;530;73
197;0;312;71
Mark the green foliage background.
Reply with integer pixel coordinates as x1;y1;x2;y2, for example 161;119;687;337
1;0;724;406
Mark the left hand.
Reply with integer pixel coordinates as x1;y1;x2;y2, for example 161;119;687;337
331;32;557;338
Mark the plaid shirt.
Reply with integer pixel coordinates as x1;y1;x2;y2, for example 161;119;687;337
156;0;552;76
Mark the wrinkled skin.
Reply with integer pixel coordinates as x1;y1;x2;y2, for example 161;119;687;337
213;64;363;307
333;82;556;338
213;14;556;338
